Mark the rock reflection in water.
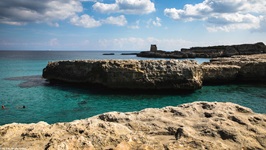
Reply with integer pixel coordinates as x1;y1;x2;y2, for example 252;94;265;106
5;75;48;88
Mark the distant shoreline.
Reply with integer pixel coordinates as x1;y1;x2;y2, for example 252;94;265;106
137;42;266;59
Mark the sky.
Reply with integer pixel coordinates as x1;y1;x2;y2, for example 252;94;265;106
0;0;266;51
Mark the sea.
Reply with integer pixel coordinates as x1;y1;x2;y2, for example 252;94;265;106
0;51;265;125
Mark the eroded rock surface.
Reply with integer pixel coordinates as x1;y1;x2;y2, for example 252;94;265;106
42;54;266;89
43;59;202;90
202;54;266;83
1;102;266;150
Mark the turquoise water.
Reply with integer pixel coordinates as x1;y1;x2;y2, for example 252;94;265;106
0;51;265;125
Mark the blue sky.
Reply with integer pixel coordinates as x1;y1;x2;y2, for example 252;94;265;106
0;0;266;51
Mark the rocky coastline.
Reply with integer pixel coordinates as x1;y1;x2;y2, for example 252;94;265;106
1;101;266;150
2;47;266;149
42;54;266;90
137;42;266;58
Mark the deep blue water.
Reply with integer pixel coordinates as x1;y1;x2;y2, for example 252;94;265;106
0;51;265;125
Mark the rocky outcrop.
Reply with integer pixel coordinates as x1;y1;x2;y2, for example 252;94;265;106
1;102;265;150
43;60;202;90
182;42;266;58
202;54;266;83
42;54;266;90
137;42;266;58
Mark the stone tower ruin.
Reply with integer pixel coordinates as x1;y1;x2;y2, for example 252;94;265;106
150;44;157;52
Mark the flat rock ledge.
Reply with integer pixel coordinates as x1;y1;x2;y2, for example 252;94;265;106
0;102;266;150
42;54;266;90
202;54;266;84
43;59;202;90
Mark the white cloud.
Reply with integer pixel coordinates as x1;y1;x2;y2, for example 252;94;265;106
207;13;262;32
146;17;162;28
79;0;99;2
0;0;83;26
49;38;59;46
96;37;195;50
70;14;101;28
164;0;266;31
128;20;140;29
102;15;127;26
0;0;130;28
152;17;162;27
48;22;60;27
93;0;155;14
70;15;128;28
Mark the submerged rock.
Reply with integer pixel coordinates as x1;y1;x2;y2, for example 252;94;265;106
0;102;265;150
43;59;203;90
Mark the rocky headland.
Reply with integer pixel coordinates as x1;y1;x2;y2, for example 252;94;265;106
137;42;266;58
42;54;266;90
1;102;266;150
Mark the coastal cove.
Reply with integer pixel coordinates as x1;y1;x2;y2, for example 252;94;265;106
0;51;266;126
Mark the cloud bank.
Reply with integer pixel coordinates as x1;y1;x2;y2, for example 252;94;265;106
93;0;155;14
164;0;266;31
0;0;83;26
0;0;129;28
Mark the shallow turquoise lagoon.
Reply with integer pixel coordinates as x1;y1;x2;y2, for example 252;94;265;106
0;51;265;125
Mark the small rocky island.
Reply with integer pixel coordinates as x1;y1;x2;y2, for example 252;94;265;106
137;42;266;58
1;102;265;149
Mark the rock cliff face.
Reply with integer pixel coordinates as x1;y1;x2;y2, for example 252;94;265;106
202;54;266;83
43;60;202;90
137;42;266;58
1;102;265;150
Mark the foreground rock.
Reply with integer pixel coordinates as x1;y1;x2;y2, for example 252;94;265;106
43;60;202;90
137;42;266;58
1;102;266;150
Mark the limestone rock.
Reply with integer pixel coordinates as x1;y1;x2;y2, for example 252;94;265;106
201;64;241;84
138;42;266;59
181;42;266;58
1;102;266;150
42;54;266;89
43;59;203;90
206;54;266;82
